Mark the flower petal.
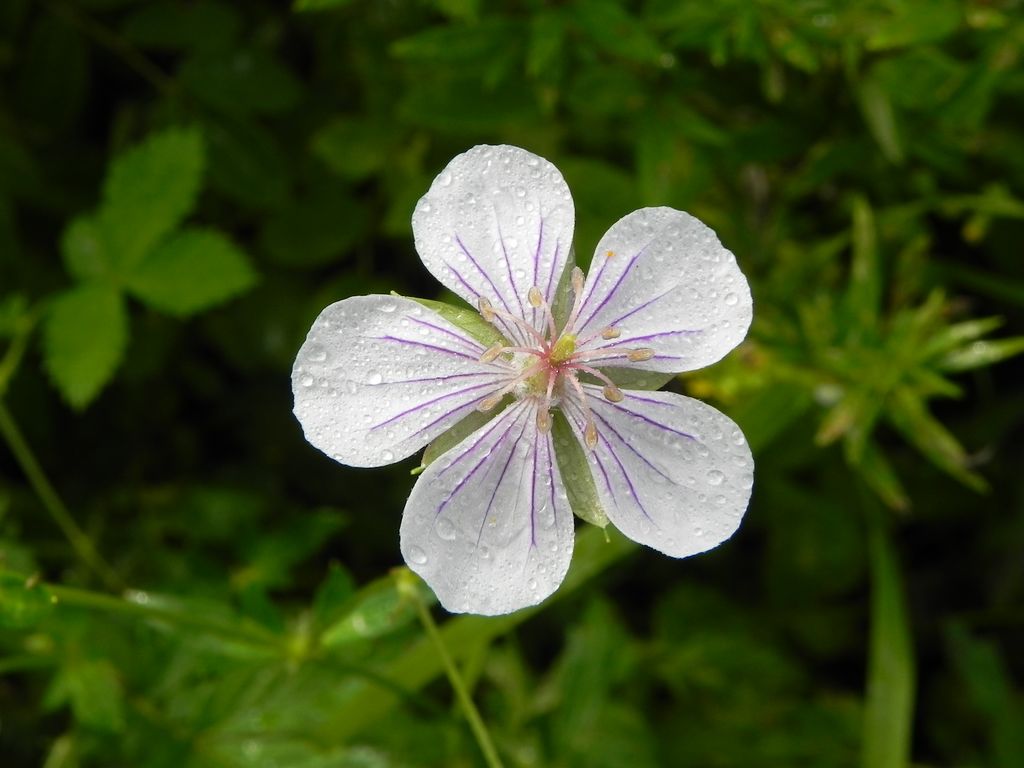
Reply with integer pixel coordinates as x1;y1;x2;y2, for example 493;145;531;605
563;385;753;558
412;145;574;346
400;399;575;615
292;295;511;467
571;207;752;373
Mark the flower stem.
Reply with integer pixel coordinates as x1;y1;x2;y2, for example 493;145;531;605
395;569;505;768
0;401;122;591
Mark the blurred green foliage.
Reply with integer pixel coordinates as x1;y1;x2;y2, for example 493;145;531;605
2;0;1024;766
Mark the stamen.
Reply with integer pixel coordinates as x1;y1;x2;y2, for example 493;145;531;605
601;327;621;339
478;296;495;322
565;374;599;451
564;362;625;403
477;393;503;412
475;361;545;413
562;267;589;337
479;342;505;363
477;296;547;346
605;250;615;258
627;348;655;362
527;285;558;341
602;385;624;403
536;409;551;433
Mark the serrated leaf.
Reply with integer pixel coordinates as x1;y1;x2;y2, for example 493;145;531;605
126;228;256;316
552;411;608;528
100;126;204;269
43;284;127;408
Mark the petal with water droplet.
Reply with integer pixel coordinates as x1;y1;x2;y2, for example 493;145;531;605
292;295;511;467
400;400;575;615
562;385;752;558
570;207;752;373
412;145;574;345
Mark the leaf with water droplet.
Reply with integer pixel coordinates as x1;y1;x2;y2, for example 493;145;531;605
552;412;609;528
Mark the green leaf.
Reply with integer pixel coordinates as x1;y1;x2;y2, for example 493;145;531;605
866;0;961;51
61;215;110;281
293;0;355;10
51;659;126;732
884;387;986;491
862;521;915;768
99;126;204;270
0;571;54;628
857;441;909;512
311;117;399;182
935;337;1024;372
319;576;420;649
43;283;128;408
310;563;357;633
125;228;256;316
846;195;881;333
181;48;302;116
857;75;904;165
552;411;608;528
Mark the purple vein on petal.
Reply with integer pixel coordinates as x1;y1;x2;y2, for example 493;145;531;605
601;396;697;442
591;409;673;484
371;371;498;387
598;286;675;335
493;207;529;328
476;417;530;547
529;431;540;548
407;317;486;355
371;335;481;362
602;434;657;523
438;403;527;517
369;380;496;432
436;400;528;480
454;233;525;346
575;235;658;331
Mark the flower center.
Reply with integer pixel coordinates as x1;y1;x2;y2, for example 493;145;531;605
473;258;656;448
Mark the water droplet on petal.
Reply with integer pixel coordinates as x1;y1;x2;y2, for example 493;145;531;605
380;449;394;462
379;300;397;313
408;546;428;565
367;371;383;385
724;292;739;306
307;344;327;363
299;373;314;387
436;517;457;541
438;171;453;187
707;469;725;486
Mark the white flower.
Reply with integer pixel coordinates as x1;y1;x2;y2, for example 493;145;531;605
292;145;754;615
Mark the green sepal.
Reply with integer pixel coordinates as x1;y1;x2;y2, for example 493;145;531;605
416;405;503;473
552;410;609;529
397;292;505;348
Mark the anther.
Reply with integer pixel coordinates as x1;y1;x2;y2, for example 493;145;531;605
536;409;551;433
477;393;503;412
601;327;620;340
479;342;505;363
627;348;655;362
571;266;584;294
528;286;543;308
606;250;615;258
602;385;624;403
584;421;598;449
478;296;495;322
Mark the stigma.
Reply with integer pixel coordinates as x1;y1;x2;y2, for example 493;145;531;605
472;259;658;449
